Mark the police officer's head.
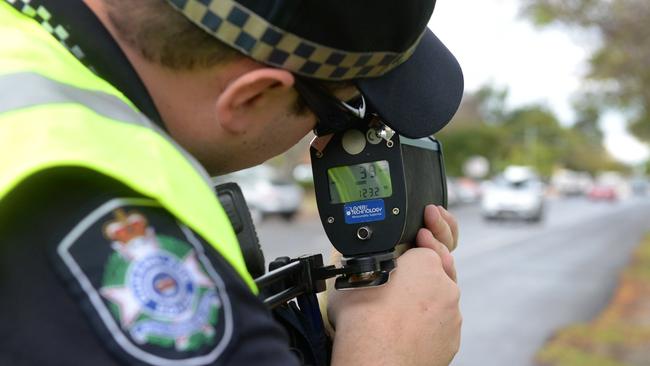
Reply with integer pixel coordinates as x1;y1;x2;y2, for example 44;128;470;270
93;0;463;174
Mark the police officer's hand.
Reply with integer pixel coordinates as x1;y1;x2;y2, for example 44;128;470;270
419;204;458;281
327;205;461;366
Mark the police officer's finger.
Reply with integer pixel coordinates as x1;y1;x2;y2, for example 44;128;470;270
330;248;343;265
438;205;459;251
423;205;454;252
415;228;457;282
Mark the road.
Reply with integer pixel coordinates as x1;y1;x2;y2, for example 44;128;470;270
255;196;650;366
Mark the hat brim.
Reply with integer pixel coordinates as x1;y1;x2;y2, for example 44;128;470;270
356;29;464;138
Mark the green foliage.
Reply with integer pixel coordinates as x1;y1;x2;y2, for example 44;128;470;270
439;87;620;177
630;115;650;142
537;344;626;366
438;124;507;177
572;95;604;144
521;0;650;143
501;106;565;175
561;130;607;173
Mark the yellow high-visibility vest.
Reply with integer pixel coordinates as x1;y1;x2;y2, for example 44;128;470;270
0;2;256;292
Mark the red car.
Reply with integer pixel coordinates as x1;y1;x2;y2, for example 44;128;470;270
588;185;617;201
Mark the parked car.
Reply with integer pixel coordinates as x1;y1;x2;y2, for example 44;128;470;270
292;163;314;185
446;178;460;207
455;177;482;203
630;176;649;196
481;166;545;222
215;165;304;221
587;184;618;201
551;169;593;196
596;171;630;200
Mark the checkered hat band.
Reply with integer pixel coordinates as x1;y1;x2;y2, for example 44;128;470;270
167;0;420;80
6;0;91;69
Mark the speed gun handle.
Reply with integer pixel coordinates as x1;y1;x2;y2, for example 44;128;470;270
215;182;265;279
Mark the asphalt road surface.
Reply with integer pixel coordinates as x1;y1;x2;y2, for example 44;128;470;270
255;196;650;366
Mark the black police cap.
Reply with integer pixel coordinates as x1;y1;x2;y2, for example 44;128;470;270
167;0;464;138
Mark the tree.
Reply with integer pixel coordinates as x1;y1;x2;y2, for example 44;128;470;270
438;87;619;177
437;124;508;177
447;84;509;130
500;105;567;176
521;0;650;143
437;85;511;176
571;94;603;145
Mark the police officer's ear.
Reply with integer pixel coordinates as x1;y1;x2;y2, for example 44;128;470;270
215;68;295;134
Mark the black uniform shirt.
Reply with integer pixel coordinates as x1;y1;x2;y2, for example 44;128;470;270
0;1;299;365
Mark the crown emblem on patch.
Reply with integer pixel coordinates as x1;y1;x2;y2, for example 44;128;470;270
103;209;148;244
55;199;231;363
97;208;223;353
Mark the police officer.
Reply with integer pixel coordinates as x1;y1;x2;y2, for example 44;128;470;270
0;0;463;365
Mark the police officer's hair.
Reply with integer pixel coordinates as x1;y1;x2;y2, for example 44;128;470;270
103;0;242;70
102;0;353;115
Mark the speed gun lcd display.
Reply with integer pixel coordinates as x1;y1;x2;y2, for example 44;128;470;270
327;160;392;204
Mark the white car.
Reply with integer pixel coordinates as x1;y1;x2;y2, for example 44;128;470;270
551;169;593;196
481;167;545;222
446;178;460;207
455;177;482;203
215;165;305;221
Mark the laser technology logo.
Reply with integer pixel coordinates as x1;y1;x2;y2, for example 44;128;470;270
344;199;385;224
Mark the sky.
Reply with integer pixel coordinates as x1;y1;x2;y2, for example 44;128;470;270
428;0;650;165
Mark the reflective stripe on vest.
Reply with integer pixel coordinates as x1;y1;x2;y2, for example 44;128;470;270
0;72;151;125
0;25;256;292
0;71;213;186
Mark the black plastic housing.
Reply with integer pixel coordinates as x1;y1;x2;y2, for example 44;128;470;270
310;126;447;257
215;182;265;278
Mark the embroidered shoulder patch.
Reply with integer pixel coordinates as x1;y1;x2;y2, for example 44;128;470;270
55;198;233;365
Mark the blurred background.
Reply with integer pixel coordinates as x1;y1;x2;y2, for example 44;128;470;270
217;1;650;365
